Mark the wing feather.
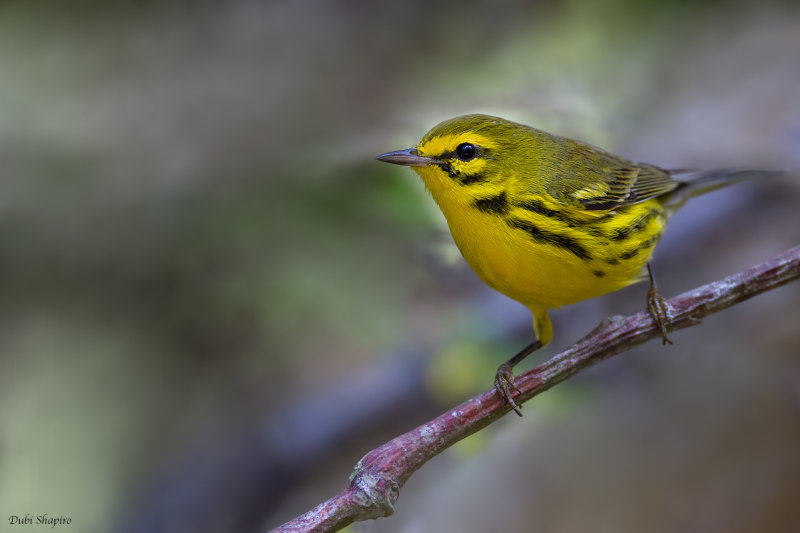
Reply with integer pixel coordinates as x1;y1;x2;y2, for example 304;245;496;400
545;144;680;211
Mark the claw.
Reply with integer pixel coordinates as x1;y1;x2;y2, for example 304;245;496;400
495;363;523;416
647;264;673;345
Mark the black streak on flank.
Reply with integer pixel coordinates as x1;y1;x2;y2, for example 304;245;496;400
618;232;662;260
517;198;606;238
517;198;577;224
619;248;640;261
611;210;656;241
508;218;592;261
592;270;606;278
474;192;509;215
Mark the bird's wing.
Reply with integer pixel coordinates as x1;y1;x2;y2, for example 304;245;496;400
544;143;681;211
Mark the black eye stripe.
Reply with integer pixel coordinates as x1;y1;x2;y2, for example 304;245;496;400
437;162;488;185
436;145;488;161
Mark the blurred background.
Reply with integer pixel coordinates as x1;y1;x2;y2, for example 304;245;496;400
0;1;798;532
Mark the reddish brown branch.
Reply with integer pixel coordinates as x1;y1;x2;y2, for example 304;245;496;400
272;245;800;533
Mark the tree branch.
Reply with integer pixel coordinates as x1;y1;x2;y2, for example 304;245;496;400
272;245;800;533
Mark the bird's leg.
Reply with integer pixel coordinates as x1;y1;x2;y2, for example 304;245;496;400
494;340;543;417
646;263;673;345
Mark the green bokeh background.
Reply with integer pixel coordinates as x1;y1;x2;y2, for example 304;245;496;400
0;1;798;532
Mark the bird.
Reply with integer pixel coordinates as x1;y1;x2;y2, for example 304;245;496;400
377;113;781;415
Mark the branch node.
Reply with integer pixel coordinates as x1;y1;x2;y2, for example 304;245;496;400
349;460;398;518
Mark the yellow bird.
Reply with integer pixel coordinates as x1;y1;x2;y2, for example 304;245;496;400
377;114;780;415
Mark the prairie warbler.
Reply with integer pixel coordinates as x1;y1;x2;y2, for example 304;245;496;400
377;114;779;415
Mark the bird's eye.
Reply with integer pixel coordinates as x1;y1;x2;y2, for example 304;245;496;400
455;143;477;161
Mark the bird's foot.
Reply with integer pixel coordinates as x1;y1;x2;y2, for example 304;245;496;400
494;363;523;416
647;264;673;345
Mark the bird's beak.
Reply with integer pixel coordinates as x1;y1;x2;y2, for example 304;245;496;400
375;148;434;167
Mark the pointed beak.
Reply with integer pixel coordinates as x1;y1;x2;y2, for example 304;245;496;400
375;148;434;167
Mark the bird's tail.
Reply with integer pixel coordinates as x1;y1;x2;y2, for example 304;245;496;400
664;168;786;212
